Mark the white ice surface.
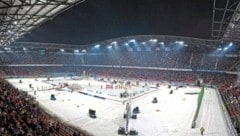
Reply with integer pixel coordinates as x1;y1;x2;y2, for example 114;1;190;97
6;77;231;136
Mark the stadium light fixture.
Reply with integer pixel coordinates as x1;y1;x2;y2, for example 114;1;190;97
175;41;184;45
149;39;157;42
108;45;112;49
94;44;100;48
13;21;17;25
224;47;228;50
60;49;65;52
179;41;184;44
175;41;184;44
111;41;117;45
82;49;86;53
217;47;222;51
229;42;233;46
23;47;27;51
129;39;136;43
4;47;11;50
74;49;79;53
159;42;164;45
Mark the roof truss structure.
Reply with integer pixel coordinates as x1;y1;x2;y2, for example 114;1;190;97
0;0;85;46
212;0;240;43
10;35;225;50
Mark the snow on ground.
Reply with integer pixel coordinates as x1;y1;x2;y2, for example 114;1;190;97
6;77;231;136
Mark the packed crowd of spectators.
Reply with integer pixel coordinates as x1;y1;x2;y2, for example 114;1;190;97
0;78;81;136
1;66;237;90
0;50;239;71
220;82;240;132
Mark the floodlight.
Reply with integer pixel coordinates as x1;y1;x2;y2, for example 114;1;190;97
94;44;100;48
74;49;79;53
111;41;117;45
159;42;164;45
150;39;157;42
129;39;136;43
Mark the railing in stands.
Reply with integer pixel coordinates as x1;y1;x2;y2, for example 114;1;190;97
208;85;238;136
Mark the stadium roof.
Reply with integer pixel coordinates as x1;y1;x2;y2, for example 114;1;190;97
0;0;85;46
17;0;215;45
212;0;240;42
10;35;227;51
3;0;240;49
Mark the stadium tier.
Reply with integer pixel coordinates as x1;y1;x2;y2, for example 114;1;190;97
0;49;239;71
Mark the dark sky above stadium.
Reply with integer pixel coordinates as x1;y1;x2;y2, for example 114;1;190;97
19;0;214;45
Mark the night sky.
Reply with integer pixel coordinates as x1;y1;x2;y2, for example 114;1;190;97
19;0;214;45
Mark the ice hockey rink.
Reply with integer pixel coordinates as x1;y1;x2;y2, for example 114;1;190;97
6;77;231;136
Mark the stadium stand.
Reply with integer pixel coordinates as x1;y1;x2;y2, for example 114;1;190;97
0;47;239;132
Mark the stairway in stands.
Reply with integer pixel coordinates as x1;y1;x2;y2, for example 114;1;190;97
55;126;75;136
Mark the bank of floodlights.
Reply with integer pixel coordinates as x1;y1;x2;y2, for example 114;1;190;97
223;42;234;51
149;39;157;42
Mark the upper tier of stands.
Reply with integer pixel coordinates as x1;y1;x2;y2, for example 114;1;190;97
0;51;239;71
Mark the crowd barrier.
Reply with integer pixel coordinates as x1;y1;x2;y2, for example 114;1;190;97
1;64;240;75
212;85;238;136
79;91;106;100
